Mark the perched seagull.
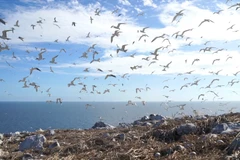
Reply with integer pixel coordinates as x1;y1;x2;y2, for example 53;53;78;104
111;23;126;30
198;19;214;27
172;9;184;23
50;55;58;64
30;67;41;75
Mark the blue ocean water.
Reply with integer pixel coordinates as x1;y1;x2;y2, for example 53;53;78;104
0;101;239;133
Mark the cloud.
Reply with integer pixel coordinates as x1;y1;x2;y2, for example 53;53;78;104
1;0;240;78
118;0;131;6
142;0;157;8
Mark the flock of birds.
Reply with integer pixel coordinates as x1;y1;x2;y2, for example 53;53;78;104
1;1;240;114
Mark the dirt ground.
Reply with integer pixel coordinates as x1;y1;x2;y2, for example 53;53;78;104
1;112;240;160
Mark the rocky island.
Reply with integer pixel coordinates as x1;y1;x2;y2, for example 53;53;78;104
1;112;240;159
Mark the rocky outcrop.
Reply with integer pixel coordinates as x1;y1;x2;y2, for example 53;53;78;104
19;134;47;151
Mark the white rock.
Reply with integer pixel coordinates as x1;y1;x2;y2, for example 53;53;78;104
19;134;46;151
176;123;197;135
92;121;115;129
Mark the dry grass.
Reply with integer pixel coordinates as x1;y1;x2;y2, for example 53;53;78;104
1;113;240;159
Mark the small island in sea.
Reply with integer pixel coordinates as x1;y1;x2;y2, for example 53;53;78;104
1;112;240;159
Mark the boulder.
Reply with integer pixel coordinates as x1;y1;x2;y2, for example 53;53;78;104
176;123;197;135
19;134;46;151
49;141;60;149
92;121;115;129
226;137;240;155
211;123;229;134
149;114;165;121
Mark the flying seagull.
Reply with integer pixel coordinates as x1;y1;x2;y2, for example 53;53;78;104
30;67;41;75
0;18;6;25
198;19;214;27
172;9;184;23
105;74;116;79
111;23;126;30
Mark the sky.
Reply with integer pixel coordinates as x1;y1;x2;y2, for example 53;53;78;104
0;0;240;102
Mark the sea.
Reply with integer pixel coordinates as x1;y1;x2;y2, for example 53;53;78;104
0;101;239;133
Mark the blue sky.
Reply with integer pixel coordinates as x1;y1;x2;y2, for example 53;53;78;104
0;0;240;102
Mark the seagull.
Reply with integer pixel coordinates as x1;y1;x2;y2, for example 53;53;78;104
226;24;235;31
19;76;29;82
66;36;70;41
50;66;54;73
0;18;6;25
139;27;149;33
54;17;57;23
111;23;126;30
116;44;128;54
86;32;90;38
30;67;41;75
192;59;200;65
18;37;24;41
31;24;36;30
212;59;220;65
36;51;46;61
213;10;223;14
138;34;149;41
5;61;14;68
50;55;58;64
111;30;121;43
95;8;101;16
198;19;214;27
228;3;240;9
233;71;240;76
14;20;20;27
198;94;204;100
22;81;29;88
56;98;62;104
105;74;116;79
172;9;184;23
0;30;11;40
90;16;93;24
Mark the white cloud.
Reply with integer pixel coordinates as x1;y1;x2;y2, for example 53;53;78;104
118;0;131;6
142;0;157;8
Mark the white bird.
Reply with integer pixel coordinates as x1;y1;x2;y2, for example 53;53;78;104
14;20;20;27
50;55;58;64
50;67;54;73
0;30;11;40
172;9;184;23
111;23;126;30
30;67;41;75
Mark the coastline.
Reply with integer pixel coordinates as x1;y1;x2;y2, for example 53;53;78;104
1;112;240;159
